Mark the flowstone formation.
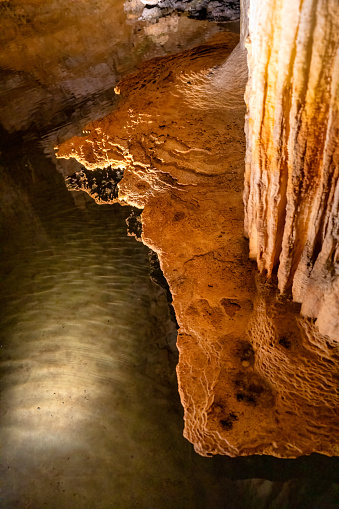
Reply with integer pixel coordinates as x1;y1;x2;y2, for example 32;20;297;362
244;0;339;340
57;28;339;457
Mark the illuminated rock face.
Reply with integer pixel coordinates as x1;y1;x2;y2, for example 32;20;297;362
243;0;339;340
57;27;339;457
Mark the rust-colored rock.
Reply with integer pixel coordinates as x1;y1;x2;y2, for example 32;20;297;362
57;29;339;457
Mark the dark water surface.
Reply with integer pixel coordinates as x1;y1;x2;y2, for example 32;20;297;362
0;2;338;507
0;122;338;509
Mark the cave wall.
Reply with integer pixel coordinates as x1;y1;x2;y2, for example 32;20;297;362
243;0;339;339
0;0;236;135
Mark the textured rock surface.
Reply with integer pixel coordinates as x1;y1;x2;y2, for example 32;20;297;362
65;166;124;204
243;0;339;340
137;0;240;22
57;31;339;458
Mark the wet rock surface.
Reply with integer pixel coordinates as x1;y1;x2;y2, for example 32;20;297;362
58;30;339;459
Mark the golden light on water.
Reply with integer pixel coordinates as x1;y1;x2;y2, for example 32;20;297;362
0;197;182;506
1;284;134;455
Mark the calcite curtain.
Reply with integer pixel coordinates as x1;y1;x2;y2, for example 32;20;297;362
243;0;339;339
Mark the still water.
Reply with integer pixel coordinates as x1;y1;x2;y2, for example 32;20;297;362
0;1;338;507
0;125;338;509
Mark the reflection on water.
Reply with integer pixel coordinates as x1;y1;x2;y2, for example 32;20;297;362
0;1;338;506
0;121;338;509
0;140;183;508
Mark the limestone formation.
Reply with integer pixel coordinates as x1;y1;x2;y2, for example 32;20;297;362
57;25;339;458
243;0;339;339
137;0;240;22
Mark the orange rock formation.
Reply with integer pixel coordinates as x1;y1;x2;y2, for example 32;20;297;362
57;20;339;457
